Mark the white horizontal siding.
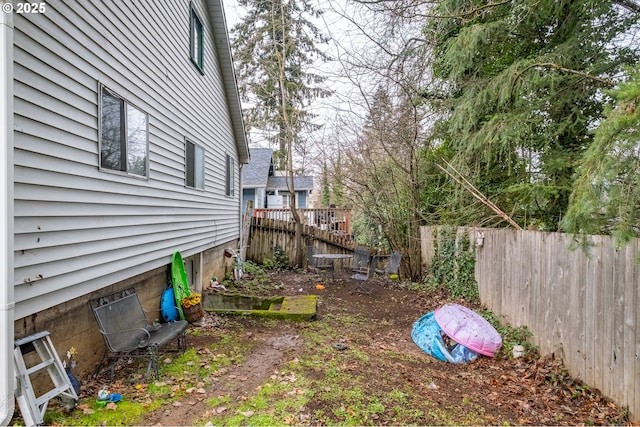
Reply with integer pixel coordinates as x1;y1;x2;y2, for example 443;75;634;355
13;122;97;166
16;220;226;248
15;222;216;267
13;0;242;318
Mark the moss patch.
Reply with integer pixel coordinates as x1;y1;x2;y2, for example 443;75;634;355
203;293;317;321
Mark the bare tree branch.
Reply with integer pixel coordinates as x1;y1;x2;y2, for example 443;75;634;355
515;62;616;87
436;159;523;230
613;0;640;13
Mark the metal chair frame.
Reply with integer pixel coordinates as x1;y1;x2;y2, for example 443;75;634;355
375;251;402;278
90;287;188;381
351;246;372;275
350;253;376;294
306;246;334;277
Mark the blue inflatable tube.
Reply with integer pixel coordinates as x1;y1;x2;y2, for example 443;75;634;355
160;286;179;322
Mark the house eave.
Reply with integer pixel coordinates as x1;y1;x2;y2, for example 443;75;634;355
206;0;249;165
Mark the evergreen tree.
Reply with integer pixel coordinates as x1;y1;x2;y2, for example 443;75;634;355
231;0;330;170
427;0;638;230
321;161;331;207
231;0;330;266
561;64;640;246
333;152;344;207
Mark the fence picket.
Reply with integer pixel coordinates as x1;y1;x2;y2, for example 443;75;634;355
420;226;640;421
624;241;637;410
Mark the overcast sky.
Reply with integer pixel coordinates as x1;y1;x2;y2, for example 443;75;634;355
220;0;371;164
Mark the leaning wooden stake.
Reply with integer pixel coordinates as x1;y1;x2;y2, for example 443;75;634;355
436;159;522;230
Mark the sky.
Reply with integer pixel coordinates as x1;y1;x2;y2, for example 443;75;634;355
219;0;371;161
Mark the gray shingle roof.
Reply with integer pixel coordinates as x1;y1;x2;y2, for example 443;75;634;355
242;148;313;191
242;148;273;187
267;176;314;191
243;148;314;191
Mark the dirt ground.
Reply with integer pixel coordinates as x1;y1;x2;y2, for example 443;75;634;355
48;269;631;426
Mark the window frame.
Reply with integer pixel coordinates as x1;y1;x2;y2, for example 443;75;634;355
226;154;235;197
99;84;149;178
185;139;205;190
189;3;204;74
281;193;292;209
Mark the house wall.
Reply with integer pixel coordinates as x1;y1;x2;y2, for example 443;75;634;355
242;187;266;212
242;188;256;214
12;0;242;321
14;261;166;381
13;244;232;380
256;188;266;209
297;191;308;208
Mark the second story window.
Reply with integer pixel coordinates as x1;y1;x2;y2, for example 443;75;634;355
100;86;148;177
186;140;205;189
190;4;204;73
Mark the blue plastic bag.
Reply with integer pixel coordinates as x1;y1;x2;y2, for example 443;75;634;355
450;342;478;363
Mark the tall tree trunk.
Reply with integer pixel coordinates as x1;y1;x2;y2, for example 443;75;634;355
277;0;303;267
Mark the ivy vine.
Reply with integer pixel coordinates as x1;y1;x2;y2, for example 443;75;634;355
428;226;479;302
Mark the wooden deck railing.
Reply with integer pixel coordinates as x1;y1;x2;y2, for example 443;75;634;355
253;208;351;237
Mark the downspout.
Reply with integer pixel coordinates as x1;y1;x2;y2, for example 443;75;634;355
0;4;15;425
238;163;245;261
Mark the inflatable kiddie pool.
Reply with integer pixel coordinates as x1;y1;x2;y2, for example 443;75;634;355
411;303;502;363
434;303;502;357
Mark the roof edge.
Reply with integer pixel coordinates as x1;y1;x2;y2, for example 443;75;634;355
206;0;250;164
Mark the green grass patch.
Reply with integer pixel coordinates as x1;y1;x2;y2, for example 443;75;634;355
42;332;249;426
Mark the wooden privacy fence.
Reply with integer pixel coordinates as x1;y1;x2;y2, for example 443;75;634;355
247;217;354;266
420;226;640;420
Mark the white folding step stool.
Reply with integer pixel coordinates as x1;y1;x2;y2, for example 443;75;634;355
14;331;78;426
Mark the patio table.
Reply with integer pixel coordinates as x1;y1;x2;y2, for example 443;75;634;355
312;253;353;280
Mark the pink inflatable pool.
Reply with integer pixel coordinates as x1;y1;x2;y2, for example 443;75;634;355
434;303;502;357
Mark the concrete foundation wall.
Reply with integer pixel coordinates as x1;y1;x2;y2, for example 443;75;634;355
14;266;166;383
203;244;233;286
13;243;235;386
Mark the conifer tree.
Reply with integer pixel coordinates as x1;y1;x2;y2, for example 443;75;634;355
231;0;329;266
562;64;640;245
333;152;344;208
427;0;638;230
321;161;331;207
231;0;329;170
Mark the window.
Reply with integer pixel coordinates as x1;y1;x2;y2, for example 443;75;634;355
281;193;291;209
190;4;204;73
186;140;205;189
226;154;234;196
100;86;148;177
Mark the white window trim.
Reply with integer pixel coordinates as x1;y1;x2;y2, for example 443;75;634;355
98;84;149;178
186;139;205;190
